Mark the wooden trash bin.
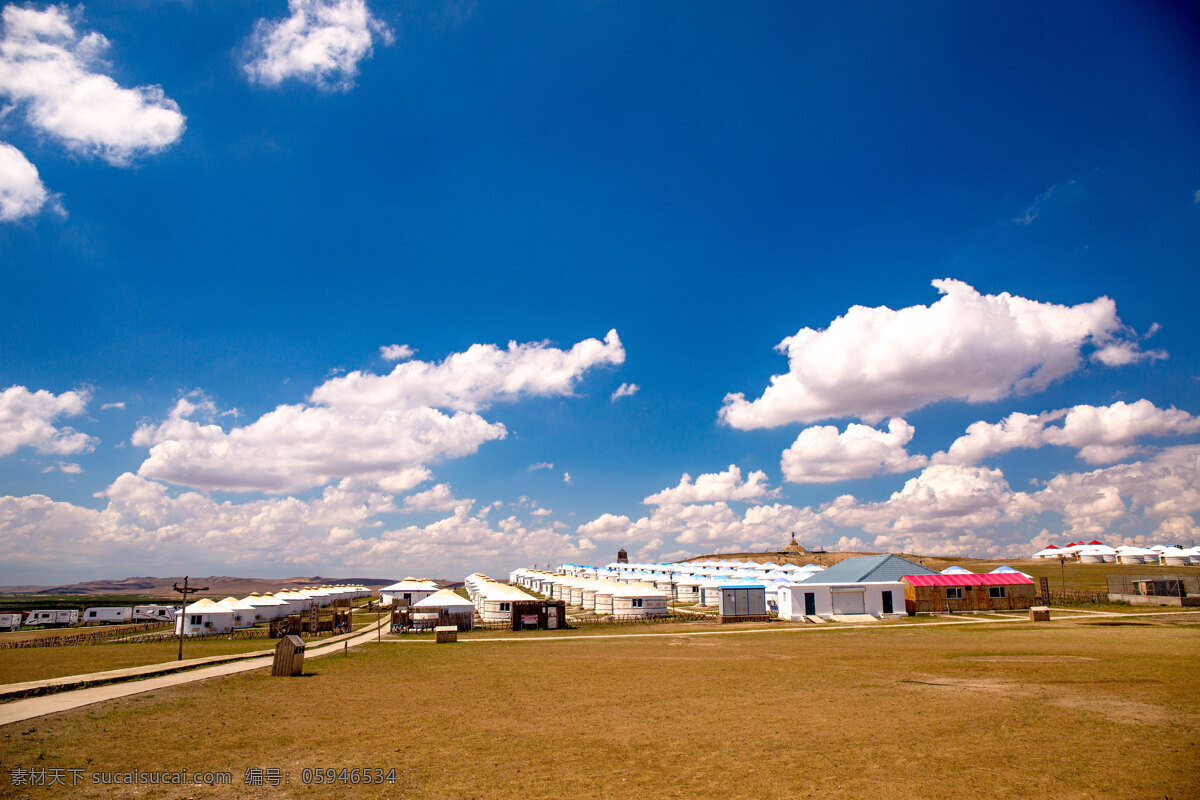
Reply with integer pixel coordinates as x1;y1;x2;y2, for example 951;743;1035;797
1029;606;1050;622
271;634;306;676
435;625;458;643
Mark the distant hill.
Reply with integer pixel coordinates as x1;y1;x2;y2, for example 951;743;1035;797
679;550;1016;571
0;575;399;597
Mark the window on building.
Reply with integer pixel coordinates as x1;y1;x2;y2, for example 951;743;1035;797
945;587;963;600
988;586;1006;599
632;598;644;608
499;602;510;612
189;615;203;625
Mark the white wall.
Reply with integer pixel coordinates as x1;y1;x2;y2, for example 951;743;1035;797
778;582;906;620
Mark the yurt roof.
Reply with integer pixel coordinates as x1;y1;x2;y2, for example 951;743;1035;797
413;589;475;609
381;579;438;591
940;566;973;574
183;598;234;614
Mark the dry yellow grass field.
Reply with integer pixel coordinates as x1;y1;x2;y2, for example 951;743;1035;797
1;613;1197;799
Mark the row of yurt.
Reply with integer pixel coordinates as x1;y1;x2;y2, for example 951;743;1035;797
174;584;372;635
510;569;669;617
568;560;826;604
466;574;538;623
1031;542;1200;564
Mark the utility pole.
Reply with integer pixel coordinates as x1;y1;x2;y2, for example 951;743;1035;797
172;576;209;661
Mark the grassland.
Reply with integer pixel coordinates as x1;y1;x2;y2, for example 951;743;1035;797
0;638;276;685
1;613;1196;799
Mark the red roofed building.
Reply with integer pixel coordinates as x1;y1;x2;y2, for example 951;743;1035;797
901;572;1038;614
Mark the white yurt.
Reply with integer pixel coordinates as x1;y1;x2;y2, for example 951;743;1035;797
611;584;669;617
1161;547;1191;566
379;578;439;607
412;589;477;630
174;598;235;636
941;566;973;575
217;596;257;628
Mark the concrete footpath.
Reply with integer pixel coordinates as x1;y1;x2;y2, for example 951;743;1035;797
0;619;387;727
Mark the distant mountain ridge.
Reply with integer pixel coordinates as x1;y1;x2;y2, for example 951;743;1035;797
0;575;398;596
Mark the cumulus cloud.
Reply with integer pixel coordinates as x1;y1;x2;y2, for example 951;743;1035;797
0;385;97;457
0;468;607;580
132;332;621;494
720;279;1159;428
402;483;468;513
310;329;624;412
527;462;553;472
1153;515;1200;544
100;401;125;411
0;4;185;165
0;141;50;220
821;464;1029;537
610;382;639;401
562;472;573;486
578;500;826;551
379;343;414;361
1030;445;1200;535
643;465;778;505
936;400;1200;466
243;0;390;90
781;418;927;483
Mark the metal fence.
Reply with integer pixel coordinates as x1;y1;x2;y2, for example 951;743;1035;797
1105;574;1200;597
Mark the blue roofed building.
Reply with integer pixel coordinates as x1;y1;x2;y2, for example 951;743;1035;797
777;555;938;621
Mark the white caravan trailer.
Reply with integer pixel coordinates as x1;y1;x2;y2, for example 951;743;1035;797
83;607;134;625
24;609;79;627
0;613;23;631
133;605;177;622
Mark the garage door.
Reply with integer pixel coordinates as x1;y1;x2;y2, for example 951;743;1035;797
831;590;866;615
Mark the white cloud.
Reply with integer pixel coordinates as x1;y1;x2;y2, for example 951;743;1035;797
935;400;1200;466
821;463;1029;537
1153;515;1200;544
132;333;620;494
402;483;468;513
781;418;927;483
578;499;826;552
310;329;624;413
99;401;125;411
720;279;1159;428
243;0;390;91
527;461;553;472
1193;189;1200;204
379;343;414;361
562;472;573;485
1012;180;1073;226
530;507;552;517
0;141;49;220
610;382;639;401
0;4;185;165
0;385;96;457
41;461;80;474
643;465;778;505
1030;445;1200;535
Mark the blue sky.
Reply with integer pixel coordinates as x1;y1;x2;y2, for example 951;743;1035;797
1;1;1198;583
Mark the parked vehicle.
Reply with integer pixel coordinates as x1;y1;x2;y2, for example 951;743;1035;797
132;605;176;622
0;613;24;631
23;609;79;627
82;607;134;625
